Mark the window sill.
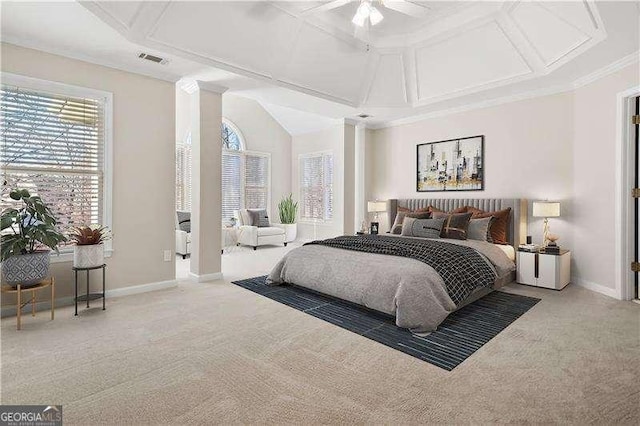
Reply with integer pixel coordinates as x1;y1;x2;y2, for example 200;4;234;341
50;249;114;264
298;220;334;226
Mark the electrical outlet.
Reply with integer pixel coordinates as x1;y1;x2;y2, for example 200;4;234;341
163;250;172;261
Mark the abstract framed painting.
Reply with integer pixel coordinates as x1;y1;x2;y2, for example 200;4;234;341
416;135;484;192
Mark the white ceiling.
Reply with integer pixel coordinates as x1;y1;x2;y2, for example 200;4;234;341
1;1;638;134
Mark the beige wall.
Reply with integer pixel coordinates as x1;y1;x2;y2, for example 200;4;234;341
292;125;346;240
369;91;575;245
222;95;292;219
367;63;640;296
572;64;639;292
1;43;176;304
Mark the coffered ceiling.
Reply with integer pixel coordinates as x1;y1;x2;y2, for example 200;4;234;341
1;1;638;130
81;0;608;108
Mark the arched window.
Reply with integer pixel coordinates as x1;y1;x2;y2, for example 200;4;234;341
221;119;270;223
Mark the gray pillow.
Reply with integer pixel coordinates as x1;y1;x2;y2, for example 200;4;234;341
248;209;270;227
176;211;191;233
401;217;445;239
468;217;494;242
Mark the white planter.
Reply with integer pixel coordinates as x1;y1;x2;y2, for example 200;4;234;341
282;223;297;243
73;244;105;268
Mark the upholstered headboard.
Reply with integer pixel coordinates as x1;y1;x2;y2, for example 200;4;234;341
387;198;528;246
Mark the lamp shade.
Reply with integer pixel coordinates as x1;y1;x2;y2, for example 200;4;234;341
533;201;560;218
367;201;387;213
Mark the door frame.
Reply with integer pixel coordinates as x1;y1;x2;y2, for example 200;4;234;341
615;86;640;301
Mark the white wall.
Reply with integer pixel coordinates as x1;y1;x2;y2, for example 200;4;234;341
367;63;640;297
1;43;176;301
572;64;639;295
222;95;292;220
292;125;346;240
369;92;575;245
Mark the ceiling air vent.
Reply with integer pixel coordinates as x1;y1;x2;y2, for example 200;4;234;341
138;52;169;65
357;114;371;119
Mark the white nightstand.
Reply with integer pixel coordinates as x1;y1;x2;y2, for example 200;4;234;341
516;249;571;290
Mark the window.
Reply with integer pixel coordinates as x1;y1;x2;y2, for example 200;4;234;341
176;136;192;212
300;152;333;222
174;120;270;222
0;74;112;251
220;120;269;222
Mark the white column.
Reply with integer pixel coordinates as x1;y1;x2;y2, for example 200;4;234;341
354;123;366;232
189;81;226;282
343;121;356;236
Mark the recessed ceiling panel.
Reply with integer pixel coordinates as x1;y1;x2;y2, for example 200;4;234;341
511;2;591;66
366;54;407;105
538;1;598;35
148;1;299;77
94;1;143;29
281;23;369;102
415;21;531;101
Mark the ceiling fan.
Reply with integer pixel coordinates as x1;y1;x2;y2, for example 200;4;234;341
301;1;429;26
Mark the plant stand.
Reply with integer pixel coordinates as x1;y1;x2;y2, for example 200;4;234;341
1;277;55;330
73;264;106;316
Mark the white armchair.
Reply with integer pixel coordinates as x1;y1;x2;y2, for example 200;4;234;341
175;211;191;259
235;209;286;250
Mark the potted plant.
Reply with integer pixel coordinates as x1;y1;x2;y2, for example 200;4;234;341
0;189;67;287
69;225;111;268
278;193;298;243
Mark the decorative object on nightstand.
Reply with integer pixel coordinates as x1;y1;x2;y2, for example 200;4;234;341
1;277;55;330
517;249;570;290
368;200;386;236
532;201;560;247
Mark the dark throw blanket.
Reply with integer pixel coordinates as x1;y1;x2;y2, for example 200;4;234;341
305;235;497;306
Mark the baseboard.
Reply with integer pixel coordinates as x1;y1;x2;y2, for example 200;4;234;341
572;276;620;299
189;272;224;283
106;279;177;298
0;279;178;318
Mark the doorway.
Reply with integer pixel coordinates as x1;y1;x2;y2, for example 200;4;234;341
633;95;639;300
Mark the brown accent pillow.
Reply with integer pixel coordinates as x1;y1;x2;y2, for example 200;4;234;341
450;206;469;214
431;212;473;240
391;210;431;234
465;207;512;245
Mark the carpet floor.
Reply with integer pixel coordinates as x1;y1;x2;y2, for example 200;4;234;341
232;275;541;371
1;244;639;424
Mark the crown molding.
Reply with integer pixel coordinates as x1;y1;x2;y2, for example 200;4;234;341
1;39;181;83
370;50;640;130
571;50;639;90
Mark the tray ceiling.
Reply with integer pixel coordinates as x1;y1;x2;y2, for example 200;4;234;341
81;0;607;109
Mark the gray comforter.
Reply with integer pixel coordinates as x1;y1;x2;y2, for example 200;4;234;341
266;237;515;333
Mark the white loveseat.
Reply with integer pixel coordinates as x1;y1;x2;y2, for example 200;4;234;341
235;209;286;250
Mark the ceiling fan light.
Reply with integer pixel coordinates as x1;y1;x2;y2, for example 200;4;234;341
369;6;384;25
352;11;367;27
352;2;370;27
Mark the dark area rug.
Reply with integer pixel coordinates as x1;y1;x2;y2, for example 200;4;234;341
231;276;540;371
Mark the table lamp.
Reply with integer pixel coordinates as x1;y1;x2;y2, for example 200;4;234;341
367;200;386;235
532;201;560;247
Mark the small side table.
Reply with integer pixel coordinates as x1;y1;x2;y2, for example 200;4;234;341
73;264;106;316
1;277;55;330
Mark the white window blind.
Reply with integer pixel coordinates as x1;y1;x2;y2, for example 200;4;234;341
221;151;241;221
1;84;106;245
221;151;270;222
176;142;192;212
244;153;269;210
300;152;333;221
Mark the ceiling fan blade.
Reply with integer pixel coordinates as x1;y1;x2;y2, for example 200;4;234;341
383;0;429;18
301;0;352;16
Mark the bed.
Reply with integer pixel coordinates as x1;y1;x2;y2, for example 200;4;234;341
267;198;527;333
